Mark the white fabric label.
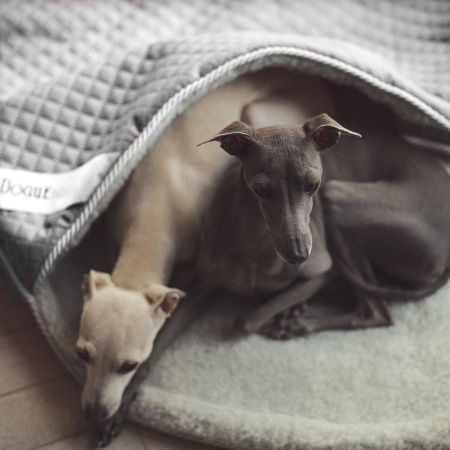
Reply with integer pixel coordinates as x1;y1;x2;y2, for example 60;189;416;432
0;153;118;214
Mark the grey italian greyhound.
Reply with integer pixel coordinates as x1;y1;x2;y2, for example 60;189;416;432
195;113;450;338
102;113;450;442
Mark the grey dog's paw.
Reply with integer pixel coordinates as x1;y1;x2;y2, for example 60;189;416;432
259;304;309;340
94;415;124;447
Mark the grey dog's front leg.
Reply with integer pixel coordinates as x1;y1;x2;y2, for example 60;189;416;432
94;287;214;447
150;285;216;362
257;252;393;341
237;272;333;334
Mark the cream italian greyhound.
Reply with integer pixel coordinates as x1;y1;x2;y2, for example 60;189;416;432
76;68;334;445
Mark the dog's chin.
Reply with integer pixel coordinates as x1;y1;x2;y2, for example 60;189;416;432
274;245;311;265
274;247;303;265
84;405;116;425
104;407;117;422
82;394;120;425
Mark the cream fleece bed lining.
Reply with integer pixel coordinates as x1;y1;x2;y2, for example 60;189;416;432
133;286;450;450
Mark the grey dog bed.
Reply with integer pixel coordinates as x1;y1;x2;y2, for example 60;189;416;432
1;1;450;449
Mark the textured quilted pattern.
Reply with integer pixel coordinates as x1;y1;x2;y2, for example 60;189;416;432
0;0;449;289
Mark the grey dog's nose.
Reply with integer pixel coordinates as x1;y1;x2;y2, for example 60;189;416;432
291;238;309;264
84;403;109;424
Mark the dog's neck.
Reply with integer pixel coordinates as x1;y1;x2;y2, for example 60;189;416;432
211;162;280;263
111;226;172;290
237;168;274;257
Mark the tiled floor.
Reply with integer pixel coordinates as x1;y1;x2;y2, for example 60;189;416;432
0;275;224;450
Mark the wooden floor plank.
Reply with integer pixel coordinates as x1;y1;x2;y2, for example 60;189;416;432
0;296;34;336
0;376;87;450
33;424;146;450
0;326;67;397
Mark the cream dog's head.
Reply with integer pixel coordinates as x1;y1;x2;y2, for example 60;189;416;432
76;270;184;424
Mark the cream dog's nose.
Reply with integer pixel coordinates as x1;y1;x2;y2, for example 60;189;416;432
84;402;109;425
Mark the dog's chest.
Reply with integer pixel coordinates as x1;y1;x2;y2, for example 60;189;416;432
212;252;306;296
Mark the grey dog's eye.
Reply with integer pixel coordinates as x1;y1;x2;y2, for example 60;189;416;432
117;361;138;374
253;183;272;198
305;180;320;194
77;347;90;363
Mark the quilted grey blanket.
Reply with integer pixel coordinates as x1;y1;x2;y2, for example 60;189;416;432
1;1;450;449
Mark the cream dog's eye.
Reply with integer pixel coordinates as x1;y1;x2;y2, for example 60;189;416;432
117;361;138;374
77;347;90;363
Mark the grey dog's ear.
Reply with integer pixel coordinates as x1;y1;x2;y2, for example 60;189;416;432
81;270;113;301
303;113;361;150
197;121;255;155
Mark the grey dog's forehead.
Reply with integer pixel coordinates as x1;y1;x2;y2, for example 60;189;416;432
244;125;320;173
253;125;304;146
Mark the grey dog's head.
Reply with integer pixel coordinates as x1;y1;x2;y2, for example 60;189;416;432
200;113;360;264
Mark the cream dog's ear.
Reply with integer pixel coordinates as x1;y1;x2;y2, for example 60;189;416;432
144;285;186;316
158;289;185;315
81;270;113;302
